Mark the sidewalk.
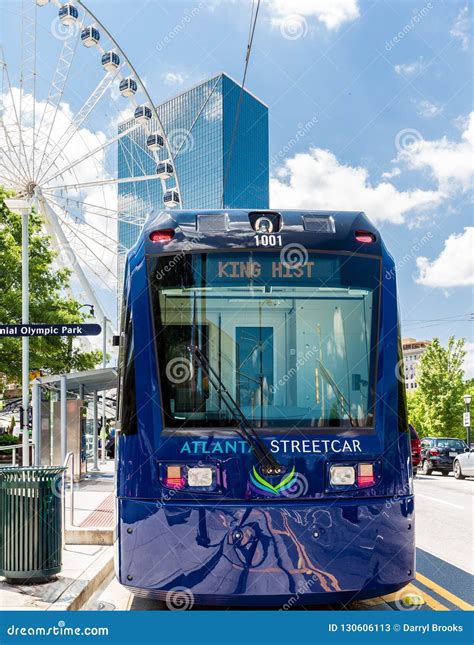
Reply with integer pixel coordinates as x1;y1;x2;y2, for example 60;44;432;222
66;459;115;526
0;460;115;610
0;545;113;610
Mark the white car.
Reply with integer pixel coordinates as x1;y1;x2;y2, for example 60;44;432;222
453;449;474;479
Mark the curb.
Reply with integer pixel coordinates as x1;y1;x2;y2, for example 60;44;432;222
47;546;114;611
65;528;114;546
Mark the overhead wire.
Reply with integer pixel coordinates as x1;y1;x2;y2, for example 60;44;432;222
221;0;261;207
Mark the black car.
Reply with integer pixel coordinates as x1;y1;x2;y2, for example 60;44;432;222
419;437;468;475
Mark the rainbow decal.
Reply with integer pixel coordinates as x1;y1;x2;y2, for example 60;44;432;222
249;465;298;496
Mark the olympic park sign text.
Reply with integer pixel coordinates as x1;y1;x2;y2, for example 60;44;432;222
0;324;102;337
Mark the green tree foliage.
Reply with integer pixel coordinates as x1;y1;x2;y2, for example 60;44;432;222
406;389;425;434
0;187;102;381
407;337;466;438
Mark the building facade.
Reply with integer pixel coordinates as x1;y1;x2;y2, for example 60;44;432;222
402;338;431;390
117;73;269;284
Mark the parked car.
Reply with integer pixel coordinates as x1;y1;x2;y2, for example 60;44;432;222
420;437;468;475
409;425;421;475
453;448;474;479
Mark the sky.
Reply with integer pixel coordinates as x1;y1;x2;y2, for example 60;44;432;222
0;0;473;374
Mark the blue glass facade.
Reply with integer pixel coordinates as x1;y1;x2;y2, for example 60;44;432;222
117;73;269;284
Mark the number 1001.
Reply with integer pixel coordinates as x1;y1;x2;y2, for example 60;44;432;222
254;234;282;247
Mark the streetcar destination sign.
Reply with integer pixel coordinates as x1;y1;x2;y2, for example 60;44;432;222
0;324;102;337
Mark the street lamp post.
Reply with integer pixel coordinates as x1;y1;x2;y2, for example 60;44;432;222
5;198;32;467
101;315;108;463
463;394;471;449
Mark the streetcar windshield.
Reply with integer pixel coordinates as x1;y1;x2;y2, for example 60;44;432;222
149;251;380;430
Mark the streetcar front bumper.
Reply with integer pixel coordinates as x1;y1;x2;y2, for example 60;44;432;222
116;496;415;607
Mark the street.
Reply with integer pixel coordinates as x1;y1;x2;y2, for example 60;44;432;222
85;473;474;612
414;473;473;575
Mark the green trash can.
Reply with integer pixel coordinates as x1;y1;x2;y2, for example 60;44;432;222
0;467;66;584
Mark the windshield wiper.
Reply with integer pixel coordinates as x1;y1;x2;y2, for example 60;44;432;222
316;359;356;428
187;344;285;476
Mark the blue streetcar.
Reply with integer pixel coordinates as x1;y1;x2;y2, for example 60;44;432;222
115;209;414;606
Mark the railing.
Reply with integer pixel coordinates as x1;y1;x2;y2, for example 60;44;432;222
62;451;75;542
0;442;34;466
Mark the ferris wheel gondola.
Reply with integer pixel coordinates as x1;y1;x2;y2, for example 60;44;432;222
156;161;174;180
81;26;100;47
58;4;79;25
0;0;183;334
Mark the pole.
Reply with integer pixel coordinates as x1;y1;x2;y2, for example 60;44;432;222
91;391;99;471
31;380;41;466
101;316;107;463
60;374;67;464
466;402;471;449
21;208;30;466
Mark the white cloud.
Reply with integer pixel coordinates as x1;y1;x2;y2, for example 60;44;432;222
413;99;443;119
0;87;119;320
382;167;401;179
268;0;360;32
394;60;425;77
396;112;474;192
416;227;474;288
270;147;443;225
450;5;471;50
163;72;185;86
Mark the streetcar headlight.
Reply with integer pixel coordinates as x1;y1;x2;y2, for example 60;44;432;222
188;467;213;487
330;465;355;486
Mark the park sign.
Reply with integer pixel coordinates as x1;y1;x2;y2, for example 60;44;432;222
0;324;102;337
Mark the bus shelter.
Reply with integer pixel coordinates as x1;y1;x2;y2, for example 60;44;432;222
31;368;117;473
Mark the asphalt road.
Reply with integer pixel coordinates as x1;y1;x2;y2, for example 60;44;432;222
409;471;474;611
414;472;473;575
88;473;473;611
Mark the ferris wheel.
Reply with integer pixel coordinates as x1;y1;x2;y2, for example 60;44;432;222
0;0;182;333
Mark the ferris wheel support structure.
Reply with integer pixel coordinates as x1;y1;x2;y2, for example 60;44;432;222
74;0;182;202
37;191;115;339
1;0;186;468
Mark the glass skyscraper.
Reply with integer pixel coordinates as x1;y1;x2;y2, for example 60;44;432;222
117;73;269;283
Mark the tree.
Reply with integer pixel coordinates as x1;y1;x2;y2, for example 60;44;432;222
0;187;102;382
408;337;466;438
406;388;425;434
